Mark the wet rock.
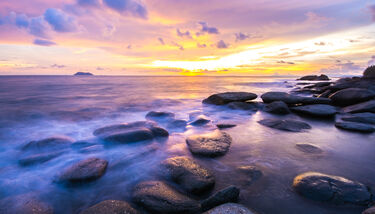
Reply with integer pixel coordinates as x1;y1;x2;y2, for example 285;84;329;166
342;100;375;113
0;193;53;214
335;122;375;133
201;186;240;211
162;156;215;193
363;65;375;79
19;151;63;166
203;92;257;105
58;157;108;183
145;111;175;122
293;172;372;205
186;131;232;157
329;88;375;106
295;143;323;154
363;206;375;214
297;74;329;81
258;119;311;132
132;181;200;214
261;92;330;105
80;200;140;214
341;112;375;124
22;136;73;152
291;104;337;117
318;89;332;98
93;121;168;144
264;101;290;114
203;203;256;214
216;124;236;129
227;102;258;111
237;165;263;183
190;115;211;126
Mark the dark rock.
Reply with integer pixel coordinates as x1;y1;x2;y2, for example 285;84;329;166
93;121;168;144
216;124;236;129
162;156;215;194
0;193;53;214
132;181;200;214
236;165;263;183
203;203;256;214
341;112;375;124
227;102;258;111
329;88;375;106
19;151;63;166
201;186;240;211
190;115;211;126
293;172;372;205
80;200;140;214
297;74;329;81
186;131;232;157
363;206;375;214
264;101;290;114
363;65;375;79
342;100;375;113
74;72;93;76
295;143;323;154
318;89;332;98
261;92;330;105
291;104;337;117
22;136;73;152
258;119;311;132
145;111;175;122
58;157;108;183
203;92;257;105
335;122;375;133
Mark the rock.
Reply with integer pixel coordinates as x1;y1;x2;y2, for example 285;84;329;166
293;172;372;205
145;111;175;122
227;102;258;111
132;181;200;214
74;72;93;76
58;157;108;183
201;186;240;211
19;151;63;166
0;193;53;214
291;104;337;117
318;89;332;98
297;74;329;81
93;121;168;144
21;136;74;152
363;65;375;79
341;112;375;124
80;200;140;214
363;206;375;214
186;131;232;157
216;124;236;129
335;122;375;133
264;101;290;114
190;115;211;126
258;119;311;132
261;92;330;105
295;143;323;154
203;92;257;105
203;203;256;214
167;119;187;128
236;165;263;183
342;100;375;113
329;88;375;106
162;156;215;194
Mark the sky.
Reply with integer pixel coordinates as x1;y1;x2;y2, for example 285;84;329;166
0;0;374;76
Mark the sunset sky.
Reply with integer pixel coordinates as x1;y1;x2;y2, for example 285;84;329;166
0;0;374;76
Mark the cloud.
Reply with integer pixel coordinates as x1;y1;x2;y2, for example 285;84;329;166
314;42;325;46
196;22;219;36
370;4;375;21
368;55;375;66
103;0;148;19
176;29;192;38
96;67;104;70
216;40;229;49
77;0;100;7
235;32;250;42
14;13;29;28
33;39;56;46
197;43;206;48
102;24;116;37
158;37;165;45
277;60;295;65
172;41;184;51
51;64;65;68
29;17;49;38
44;8;77;33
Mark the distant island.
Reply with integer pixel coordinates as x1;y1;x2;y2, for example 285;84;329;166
74;72;93;76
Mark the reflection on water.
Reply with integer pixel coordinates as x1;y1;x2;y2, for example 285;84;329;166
0;76;374;214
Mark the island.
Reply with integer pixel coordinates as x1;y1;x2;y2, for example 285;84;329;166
74;72;94;76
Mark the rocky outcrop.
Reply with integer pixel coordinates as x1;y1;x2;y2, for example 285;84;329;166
342;100;375;113
261;92;330;105
264;101;290;114
201;186;240;211
258;119;311;132
80;200;140;214
186;131;232;157
329;88;375;106
363;65;375;79
291;104;337;117
203;203;256;214
203;92;257;105
335;122;375;133
297;74;329;81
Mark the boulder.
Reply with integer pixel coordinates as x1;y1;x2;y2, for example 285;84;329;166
21;136;73;152
145;111;175;122
203;92;257;105
342;100;375;113
295;143;323;154
58;157;108;183
293;172;372;205
329;88;375;106
264;101;290;114
132;181;200;214
297;74;329;81
335;122;375;133
19;151;63;166
190;115;211;126
216;124;236;129
363;206;375;214
291;104;337;117
186;131;232;157
341;112;375;124
261;92;330;105
227;102;258;111
0;193;53;214
258;119;311;132
80;200;140;214
363;65;375;79
162;156;215;194
93;121;168;144
201;186;240;211
203;203;256;214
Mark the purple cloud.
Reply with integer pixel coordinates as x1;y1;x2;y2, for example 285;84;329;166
44;8;77;33
216;40;228;49
197;43;206;48
51;64;65;68
176;29;192;38
103;0;148;19
33;39;56;46
197;22;219;36
14;13;29;28
158;37;165;45
77;0;100;7
29;17;49;38
235;32;250;41
277;60;295;65
314;42;326;46
368;55;375;66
